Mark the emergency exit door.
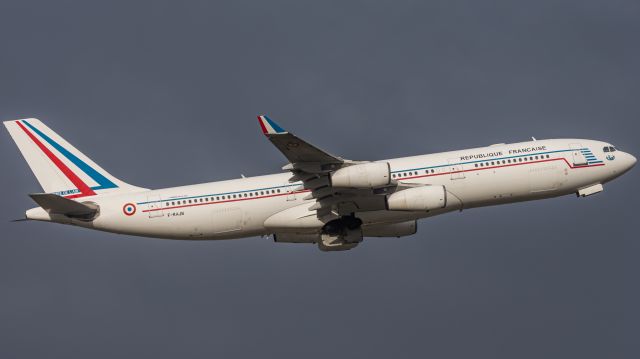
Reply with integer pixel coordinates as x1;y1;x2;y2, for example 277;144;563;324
146;195;164;218
569;143;588;166
448;159;465;180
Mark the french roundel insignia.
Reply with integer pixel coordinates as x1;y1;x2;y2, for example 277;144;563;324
123;203;137;216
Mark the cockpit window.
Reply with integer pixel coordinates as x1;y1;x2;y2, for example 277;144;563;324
603;146;610;152
603;146;617;153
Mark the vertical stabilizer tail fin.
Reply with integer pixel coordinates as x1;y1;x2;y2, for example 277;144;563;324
4;118;145;198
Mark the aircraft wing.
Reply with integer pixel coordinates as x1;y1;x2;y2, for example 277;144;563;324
258;115;345;166
257;115;389;217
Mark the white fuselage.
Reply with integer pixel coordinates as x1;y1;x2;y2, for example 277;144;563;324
31;138;634;240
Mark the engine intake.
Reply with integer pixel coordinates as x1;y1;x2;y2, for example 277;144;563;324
386;185;447;211
330;162;391;188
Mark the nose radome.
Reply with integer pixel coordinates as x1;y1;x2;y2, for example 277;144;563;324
629;153;637;168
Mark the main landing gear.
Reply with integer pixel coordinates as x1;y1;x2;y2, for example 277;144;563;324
318;215;363;252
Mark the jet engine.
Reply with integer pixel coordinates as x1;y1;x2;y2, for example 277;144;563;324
273;232;319;243
330;162;391;188
386;185;447;211
362;220;417;237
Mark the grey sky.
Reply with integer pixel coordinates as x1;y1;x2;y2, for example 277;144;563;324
1;1;639;358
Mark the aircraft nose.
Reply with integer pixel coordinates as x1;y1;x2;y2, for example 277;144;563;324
629;153;637;168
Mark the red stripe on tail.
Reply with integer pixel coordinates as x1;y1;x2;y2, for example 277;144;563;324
16;121;95;197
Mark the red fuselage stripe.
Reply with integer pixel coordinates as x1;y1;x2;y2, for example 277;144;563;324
143;190;310;212
142;156;604;213
399;157;603;180
16;121;95;197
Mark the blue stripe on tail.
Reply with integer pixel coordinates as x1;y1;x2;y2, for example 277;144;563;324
22;120;118;190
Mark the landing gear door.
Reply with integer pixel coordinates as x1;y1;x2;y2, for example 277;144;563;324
146;195;164;218
569;143;587;166
448;159;465;180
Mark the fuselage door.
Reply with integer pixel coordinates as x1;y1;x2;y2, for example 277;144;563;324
211;207;244;234
448;159;465;180
286;188;297;201
146;195;164;218
569;143;588;166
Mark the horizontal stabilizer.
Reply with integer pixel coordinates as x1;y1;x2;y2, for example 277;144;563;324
29;193;98;219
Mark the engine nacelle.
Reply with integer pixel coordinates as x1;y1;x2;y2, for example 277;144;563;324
331;162;391;188
274;232;320;243
386;185;447;211
362;220;417;237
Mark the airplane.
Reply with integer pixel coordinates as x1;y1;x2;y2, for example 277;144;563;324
3;116;636;251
